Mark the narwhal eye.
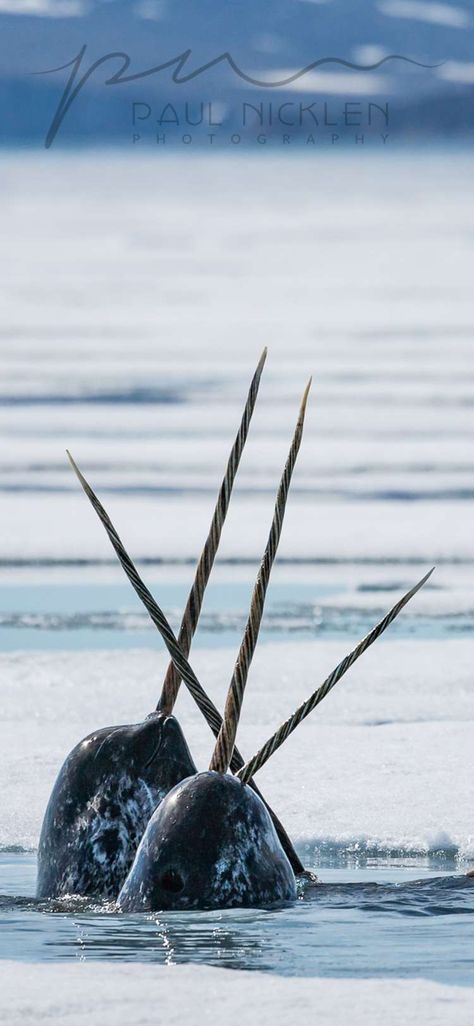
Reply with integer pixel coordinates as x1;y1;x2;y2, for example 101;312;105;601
160;869;184;894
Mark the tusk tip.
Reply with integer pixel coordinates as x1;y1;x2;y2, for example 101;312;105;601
257;347;268;373
410;566;436;598
299;377;312;419
66;449;86;488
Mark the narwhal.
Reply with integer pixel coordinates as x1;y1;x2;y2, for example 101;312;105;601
65;377;315;882
37;713;197;900
69;374;434;900
37;352;269;899
118;569;433;911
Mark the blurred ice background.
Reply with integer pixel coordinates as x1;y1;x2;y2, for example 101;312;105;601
0;0;473;144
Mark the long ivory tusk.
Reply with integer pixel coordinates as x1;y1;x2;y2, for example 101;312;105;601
210;379;311;773
159;349;267;714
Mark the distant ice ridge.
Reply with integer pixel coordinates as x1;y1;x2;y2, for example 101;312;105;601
2;493;474;565
0;640;472;863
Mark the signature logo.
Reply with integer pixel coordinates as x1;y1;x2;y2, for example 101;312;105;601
35;45;441;148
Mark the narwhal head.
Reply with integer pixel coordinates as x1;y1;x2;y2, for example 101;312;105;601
37;712;197;900
118;770;296;910
118;559;303;913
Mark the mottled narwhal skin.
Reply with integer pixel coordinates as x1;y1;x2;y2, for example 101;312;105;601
37;713;197;899
118;771;297;911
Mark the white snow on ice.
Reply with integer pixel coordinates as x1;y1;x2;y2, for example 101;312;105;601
0;639;472;861
0;962;472;1026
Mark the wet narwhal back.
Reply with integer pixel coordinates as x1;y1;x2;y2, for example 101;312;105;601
37;714;196;899
118;772;297;911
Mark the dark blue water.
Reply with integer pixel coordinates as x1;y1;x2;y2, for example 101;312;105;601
1;854;473;980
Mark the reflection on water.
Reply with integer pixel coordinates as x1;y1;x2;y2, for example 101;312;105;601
1;855;473;982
